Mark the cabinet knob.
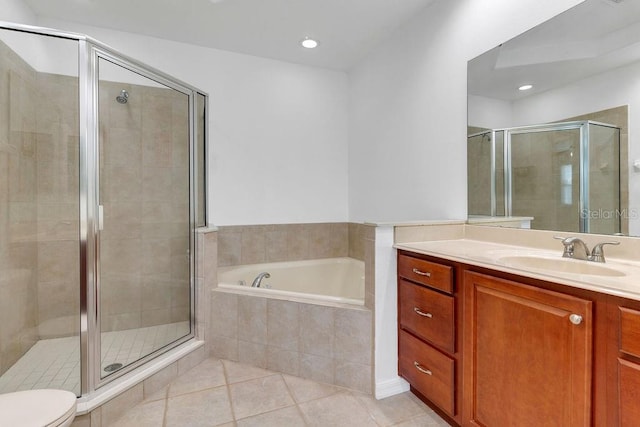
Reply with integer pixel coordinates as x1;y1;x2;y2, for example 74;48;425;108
414;307;433;318
569;314;583;325
413;361;432;376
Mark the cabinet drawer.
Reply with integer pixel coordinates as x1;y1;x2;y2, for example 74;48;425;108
398;254;453;294
620;307;640;358
399;278;455;353
399;330;455;416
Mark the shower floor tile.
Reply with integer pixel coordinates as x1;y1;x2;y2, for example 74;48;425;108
0;321;189;396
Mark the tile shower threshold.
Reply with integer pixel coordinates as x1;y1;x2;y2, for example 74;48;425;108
76;339;203;414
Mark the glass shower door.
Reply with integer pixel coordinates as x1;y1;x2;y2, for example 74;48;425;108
467;131;494;216
0;28;81;396
97;57;192;380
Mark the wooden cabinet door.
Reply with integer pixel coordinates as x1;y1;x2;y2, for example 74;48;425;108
618;359;640;426
463;271;592;427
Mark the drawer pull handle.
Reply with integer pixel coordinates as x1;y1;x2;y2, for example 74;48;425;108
414;361;432;376
412;268;431;277
569;314;583;325
414;307;433;318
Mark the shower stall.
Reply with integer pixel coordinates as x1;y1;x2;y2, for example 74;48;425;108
468;120;620;234
0;22;207;400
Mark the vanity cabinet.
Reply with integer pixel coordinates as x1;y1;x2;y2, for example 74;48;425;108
397;251;462;423
608;301;640;426
397;249;640;426
462;271;593;427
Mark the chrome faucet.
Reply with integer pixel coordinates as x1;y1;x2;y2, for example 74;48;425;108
554;236;620;263
251;272;270;287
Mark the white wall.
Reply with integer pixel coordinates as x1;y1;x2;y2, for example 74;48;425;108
468;95;513;130
351;0;583;397
0;0;36;23
348;0;583;223
10;14;350;226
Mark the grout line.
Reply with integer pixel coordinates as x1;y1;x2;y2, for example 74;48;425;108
280;374;311;426
220;359;238;422
161;393;169;427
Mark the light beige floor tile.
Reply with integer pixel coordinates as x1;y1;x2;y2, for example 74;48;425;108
298;391;377;427
223;359;274;384
142;386;168;403
165;386;233;427
169;357;226;397
356;392;427;426
229;374;295;419
391;412;449;426
109;399;165;427
236;405;306;427
282;374;343;403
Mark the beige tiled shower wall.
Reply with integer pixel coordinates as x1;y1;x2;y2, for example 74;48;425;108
98;81;191;333
217;222;374;267
35;72;81;339
0;40;39;374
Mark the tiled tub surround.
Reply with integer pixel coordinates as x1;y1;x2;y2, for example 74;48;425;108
213;223;375;393
218;223;372;266
217;222;376;309
211;291;374;394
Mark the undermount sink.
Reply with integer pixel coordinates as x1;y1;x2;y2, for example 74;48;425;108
498;255;627;277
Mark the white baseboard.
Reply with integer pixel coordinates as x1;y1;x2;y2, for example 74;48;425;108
375;376;410;399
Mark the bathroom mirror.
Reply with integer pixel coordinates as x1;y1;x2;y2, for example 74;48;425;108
467;0;640;236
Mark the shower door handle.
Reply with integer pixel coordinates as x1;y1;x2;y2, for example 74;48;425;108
98;205;104;231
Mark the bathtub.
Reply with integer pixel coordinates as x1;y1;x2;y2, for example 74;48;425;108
217;257;364;306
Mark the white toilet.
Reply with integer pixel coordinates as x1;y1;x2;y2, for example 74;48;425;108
0;389;77;427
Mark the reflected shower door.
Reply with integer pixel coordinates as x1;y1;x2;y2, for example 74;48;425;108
97;57;191;379
467;132;494;216
510;128;581;232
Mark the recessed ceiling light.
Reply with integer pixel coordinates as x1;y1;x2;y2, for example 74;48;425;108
518;84;533;91
301;37;318;49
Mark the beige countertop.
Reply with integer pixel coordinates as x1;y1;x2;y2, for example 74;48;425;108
395;239;640;301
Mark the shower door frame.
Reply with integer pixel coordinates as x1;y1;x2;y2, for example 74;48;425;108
86;44;199;392
0;21;206;398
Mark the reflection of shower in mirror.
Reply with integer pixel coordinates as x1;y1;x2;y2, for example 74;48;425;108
115;89;129;104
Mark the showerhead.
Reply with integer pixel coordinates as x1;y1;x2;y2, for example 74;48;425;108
116;89;129;104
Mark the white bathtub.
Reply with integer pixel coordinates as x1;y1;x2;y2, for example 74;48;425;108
217;257;364;306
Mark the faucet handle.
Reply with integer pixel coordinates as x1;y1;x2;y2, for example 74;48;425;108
554;235;575;258
590;241;620;263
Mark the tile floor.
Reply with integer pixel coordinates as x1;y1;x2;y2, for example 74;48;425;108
0;322;189;395
107;357;450;426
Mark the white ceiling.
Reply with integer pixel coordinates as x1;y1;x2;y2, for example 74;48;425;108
23;0;435;71
468;0;640;101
